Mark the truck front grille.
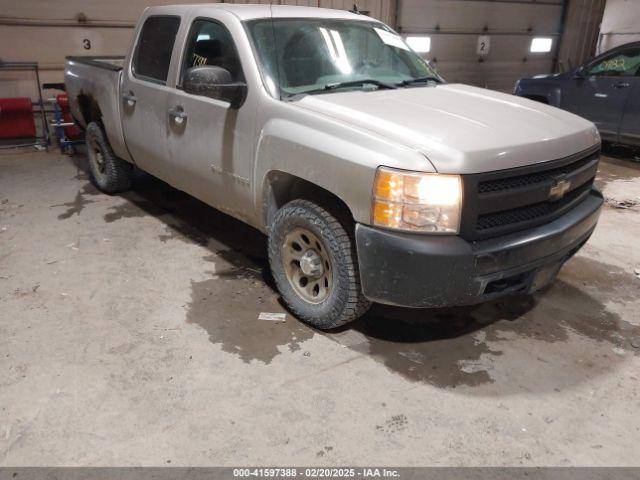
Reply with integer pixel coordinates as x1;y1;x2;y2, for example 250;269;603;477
477;154;596;195
476;180;593;231
460;147;600;241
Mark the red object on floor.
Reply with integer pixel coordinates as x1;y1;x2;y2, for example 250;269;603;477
56;94;81;140
0;97;36;138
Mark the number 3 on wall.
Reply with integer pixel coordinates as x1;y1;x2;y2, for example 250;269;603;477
83;39;91;50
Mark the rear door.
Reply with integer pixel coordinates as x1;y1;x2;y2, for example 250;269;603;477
121;14;181;180
166;12;257;221
560;47;640;141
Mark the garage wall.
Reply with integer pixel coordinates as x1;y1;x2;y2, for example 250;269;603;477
557;0;606;71
0;0;607;102
0;0;395;100
598;0;640;53
396;0;568;92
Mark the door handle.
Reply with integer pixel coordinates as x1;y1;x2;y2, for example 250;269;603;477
122;93;137;106
613;82;630;89
168;107;187;125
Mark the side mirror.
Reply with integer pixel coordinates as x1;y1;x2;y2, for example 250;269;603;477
183;66;247;108
574;66;587;79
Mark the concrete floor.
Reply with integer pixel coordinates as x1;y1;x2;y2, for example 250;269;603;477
1;147;639;466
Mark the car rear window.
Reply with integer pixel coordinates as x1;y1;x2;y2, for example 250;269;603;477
133;15;181;83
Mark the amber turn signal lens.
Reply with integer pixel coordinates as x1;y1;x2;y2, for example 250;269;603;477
372;200;403;229
374;170;404;202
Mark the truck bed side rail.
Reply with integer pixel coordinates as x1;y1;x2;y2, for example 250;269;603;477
65;56;125;72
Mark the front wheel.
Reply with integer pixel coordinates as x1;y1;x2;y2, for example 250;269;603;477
268;199;371;330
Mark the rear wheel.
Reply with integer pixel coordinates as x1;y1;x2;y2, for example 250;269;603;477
85;122;133;194
268;199;371;330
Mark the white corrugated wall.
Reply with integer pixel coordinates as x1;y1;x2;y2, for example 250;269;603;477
396;0;569;92
598;0;640;53
0;0;394;99
0;0;606;99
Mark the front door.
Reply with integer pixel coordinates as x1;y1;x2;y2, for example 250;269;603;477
619;71;640;147
121;14;181;180
561;47;640;141
166;16;256;222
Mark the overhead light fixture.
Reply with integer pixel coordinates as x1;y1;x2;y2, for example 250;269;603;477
405;36;431;53
530;37;553;53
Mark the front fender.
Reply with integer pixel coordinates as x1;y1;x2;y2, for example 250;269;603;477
255;119;376;226
545;87;562;108
253;116;432;229
516;80;562;108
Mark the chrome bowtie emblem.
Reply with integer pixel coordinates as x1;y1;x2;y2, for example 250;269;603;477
549;175;571;201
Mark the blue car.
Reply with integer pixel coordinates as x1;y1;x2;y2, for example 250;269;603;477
515;42;640;147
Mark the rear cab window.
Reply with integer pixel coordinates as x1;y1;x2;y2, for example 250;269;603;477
132;15;181;84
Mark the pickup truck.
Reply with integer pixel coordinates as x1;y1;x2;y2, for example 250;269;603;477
515;41;640;147
65;4;603;330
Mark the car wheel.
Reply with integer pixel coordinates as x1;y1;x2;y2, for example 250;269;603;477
85;121;133;194
268;199;371;329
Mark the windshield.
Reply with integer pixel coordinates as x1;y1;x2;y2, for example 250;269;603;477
246;18;441;98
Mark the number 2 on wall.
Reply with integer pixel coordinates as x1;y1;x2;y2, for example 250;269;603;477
477;35;490;56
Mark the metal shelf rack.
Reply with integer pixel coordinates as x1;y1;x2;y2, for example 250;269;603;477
0;61;50;150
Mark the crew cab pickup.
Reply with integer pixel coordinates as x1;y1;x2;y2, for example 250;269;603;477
65;4;603;329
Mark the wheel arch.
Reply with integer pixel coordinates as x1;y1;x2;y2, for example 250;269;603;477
75;94;103;128
262;171;355;233
523;94;550;105
521;85;562;107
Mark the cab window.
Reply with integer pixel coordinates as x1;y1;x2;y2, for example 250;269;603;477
588;48;640;77
180;19;245;85
132;15;181;83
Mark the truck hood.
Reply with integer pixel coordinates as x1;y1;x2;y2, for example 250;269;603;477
295;83;599;174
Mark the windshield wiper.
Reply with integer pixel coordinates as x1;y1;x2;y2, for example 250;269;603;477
322;79;398;91
396;76;442;86
284;79;397;100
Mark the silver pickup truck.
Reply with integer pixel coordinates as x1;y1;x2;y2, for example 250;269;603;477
65;4;603;329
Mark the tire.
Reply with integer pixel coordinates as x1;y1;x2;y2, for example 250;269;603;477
85;121;133;194
268;199;371;329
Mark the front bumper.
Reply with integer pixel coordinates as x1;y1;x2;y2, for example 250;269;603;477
355;188;603;308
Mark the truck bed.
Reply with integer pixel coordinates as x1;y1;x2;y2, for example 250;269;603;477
65;56;125;71
64;55;130;161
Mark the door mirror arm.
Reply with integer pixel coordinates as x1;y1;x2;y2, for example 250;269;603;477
183;66;247;108
574;66;587;79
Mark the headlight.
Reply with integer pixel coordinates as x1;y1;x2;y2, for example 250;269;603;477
372;167;462;234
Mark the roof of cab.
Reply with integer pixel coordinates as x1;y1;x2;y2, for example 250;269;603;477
149;3;377;22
